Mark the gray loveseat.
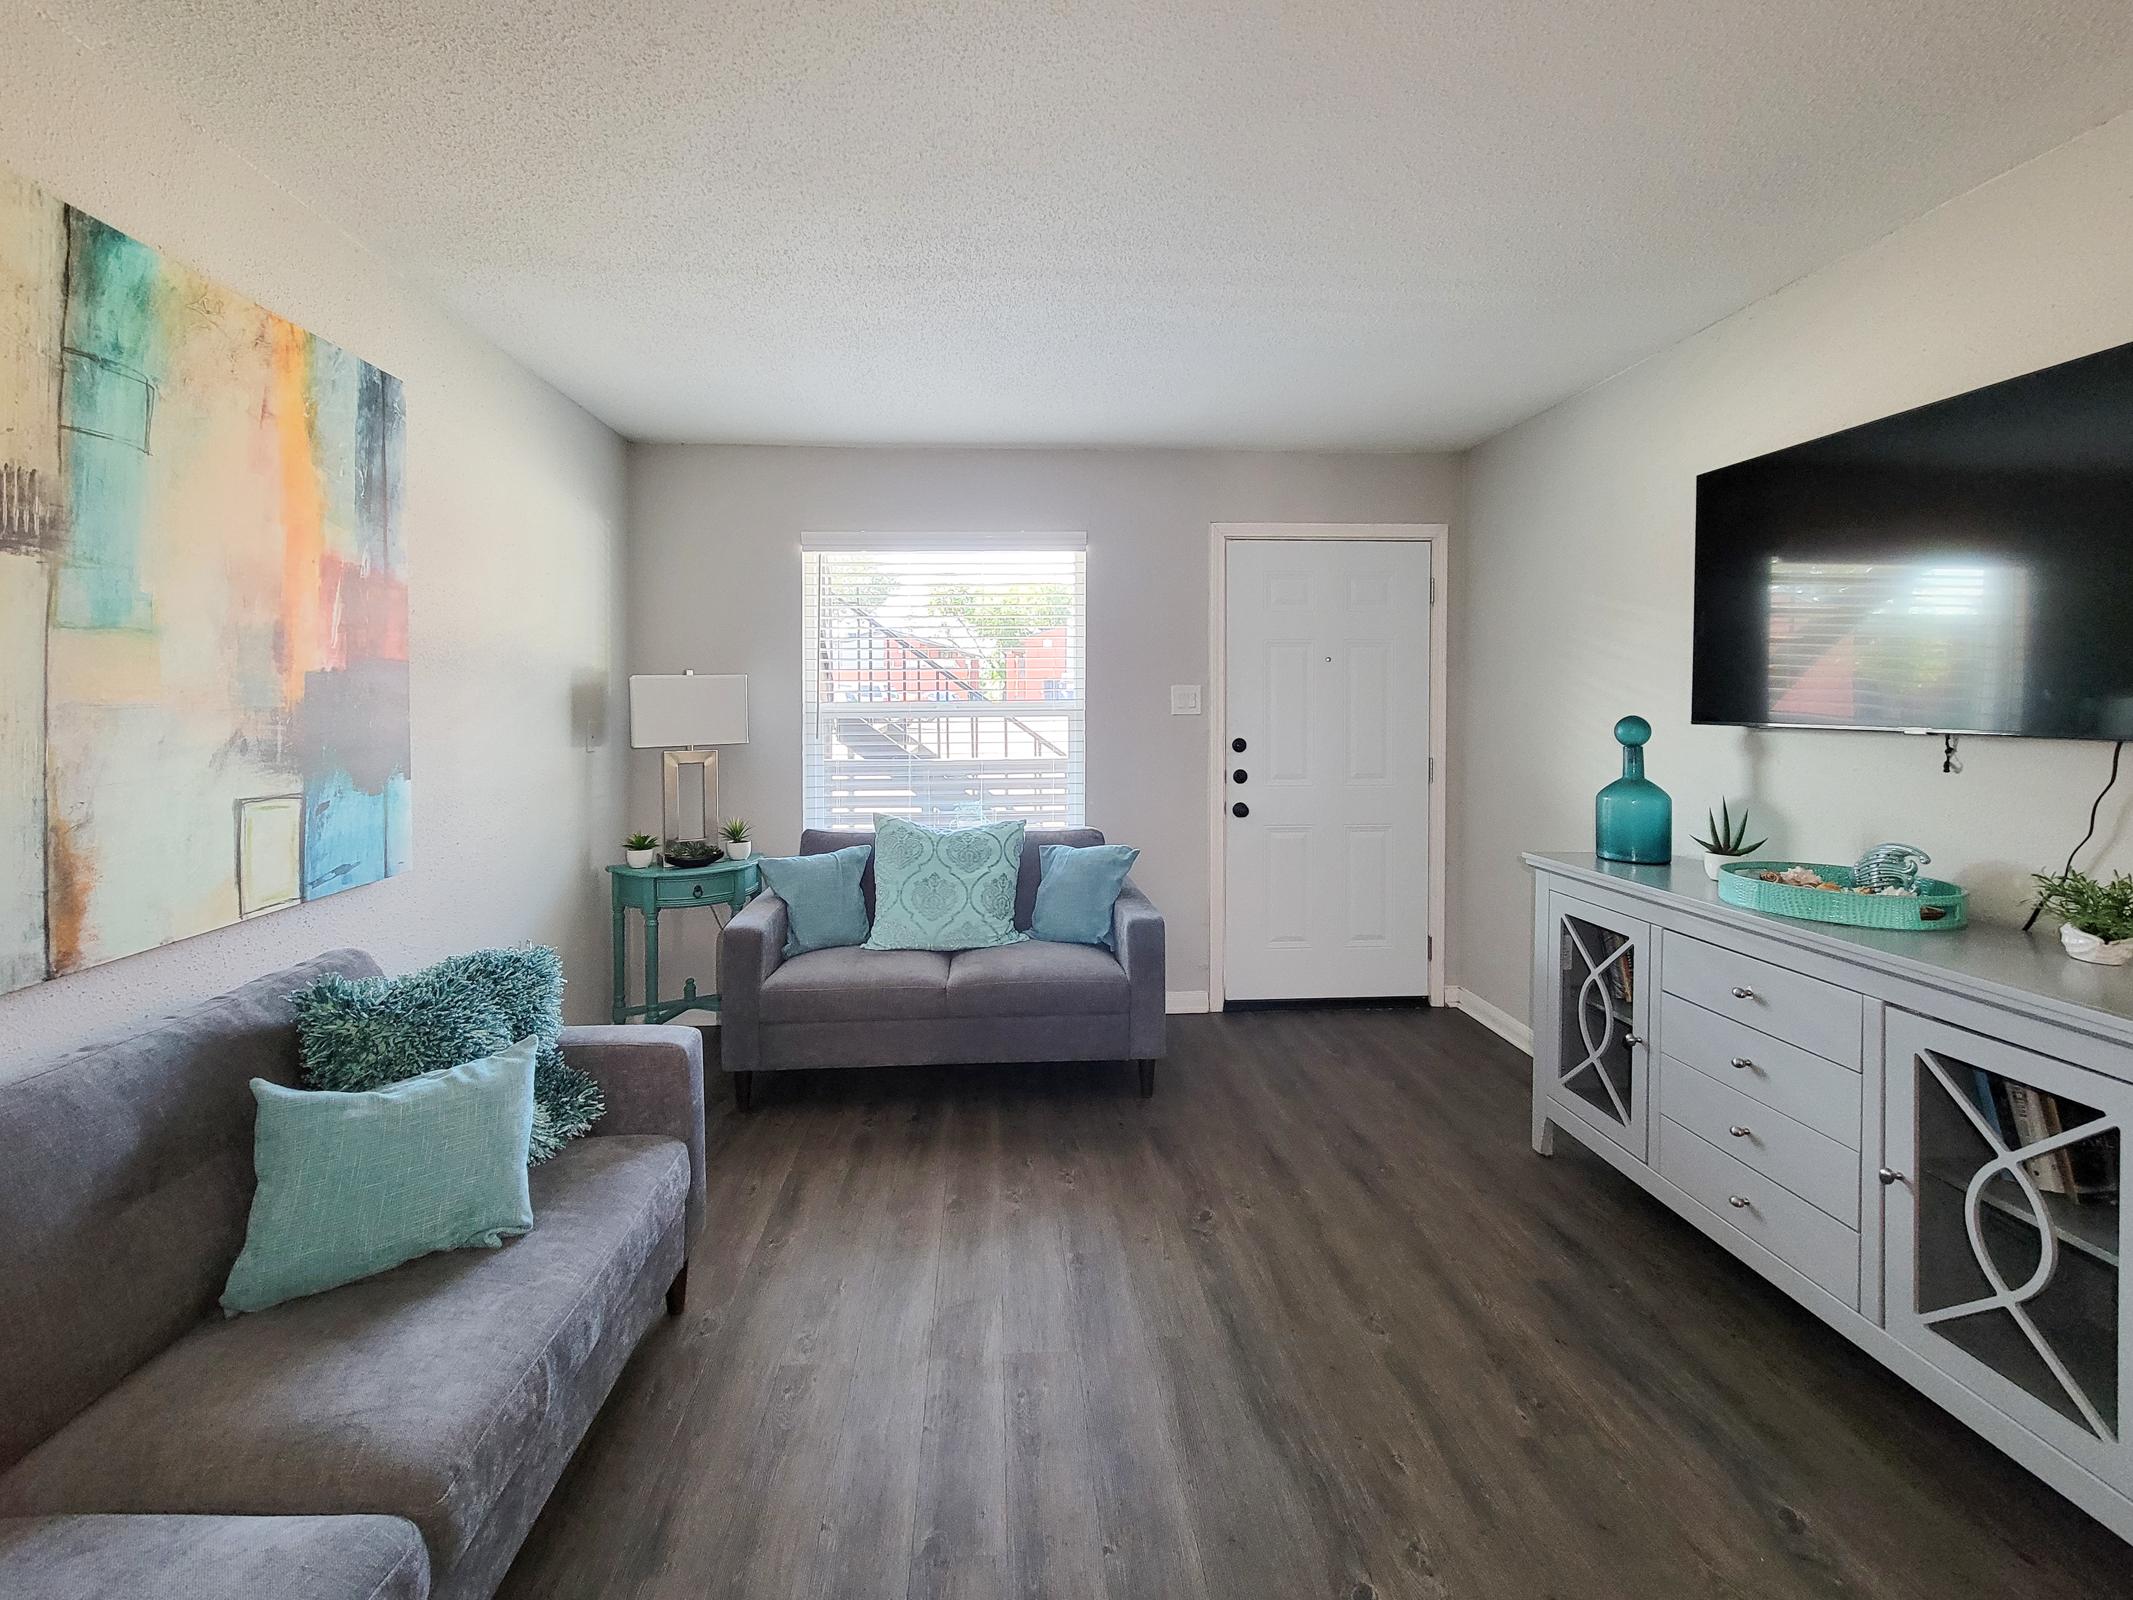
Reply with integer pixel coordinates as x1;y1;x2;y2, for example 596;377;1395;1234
0;949;707;1600
718;826;1164;1108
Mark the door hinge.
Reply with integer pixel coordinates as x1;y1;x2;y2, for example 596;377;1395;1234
1428;755;1436;782
1427;935;1434;959
1430;573;1437;605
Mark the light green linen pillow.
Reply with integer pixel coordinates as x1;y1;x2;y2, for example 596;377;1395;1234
221;1036;538;1315
864;814;1029;952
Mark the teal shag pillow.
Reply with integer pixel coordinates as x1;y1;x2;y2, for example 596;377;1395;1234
222;1037;538;1315
864;814;1028;952
291;946;602;1164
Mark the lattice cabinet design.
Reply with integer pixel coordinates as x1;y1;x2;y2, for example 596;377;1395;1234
1545;894;1650;1161
1887;1010;2129;1497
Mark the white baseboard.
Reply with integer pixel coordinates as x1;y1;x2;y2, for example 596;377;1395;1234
1165;989;1211;1014
1448;985;1532;1054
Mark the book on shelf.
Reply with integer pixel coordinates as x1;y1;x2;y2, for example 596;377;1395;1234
2004;1081;2074;1196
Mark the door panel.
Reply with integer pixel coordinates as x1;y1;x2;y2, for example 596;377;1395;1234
1223;539;1430;1001
1885;1009;2130;1495
1544;891;1651;1161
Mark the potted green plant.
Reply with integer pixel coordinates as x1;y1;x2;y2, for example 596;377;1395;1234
1691;799;1768;880
2031;868;2133;966
720;818;754;861
623;831;661;870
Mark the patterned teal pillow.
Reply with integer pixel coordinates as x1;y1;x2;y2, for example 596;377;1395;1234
221;1037;537;1315
291;946;602;1164
864;815;1029;952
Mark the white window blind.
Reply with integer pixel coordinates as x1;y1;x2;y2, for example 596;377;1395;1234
801;538;1086;830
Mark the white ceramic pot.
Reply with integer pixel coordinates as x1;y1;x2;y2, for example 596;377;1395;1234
2060;923;2133;966
724;840;754;861
624;847;660;869
1704;852;1740;881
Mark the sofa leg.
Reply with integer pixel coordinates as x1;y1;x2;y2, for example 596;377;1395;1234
732;1070;754;1113
1138;1060;1155;1099
666;1263;689;1316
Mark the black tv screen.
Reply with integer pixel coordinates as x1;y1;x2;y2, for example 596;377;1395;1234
1692;340;2133;740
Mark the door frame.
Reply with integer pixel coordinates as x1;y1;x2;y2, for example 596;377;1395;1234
1207;522;1450;1011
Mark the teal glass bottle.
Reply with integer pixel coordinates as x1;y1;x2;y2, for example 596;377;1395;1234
1595;715;1673;864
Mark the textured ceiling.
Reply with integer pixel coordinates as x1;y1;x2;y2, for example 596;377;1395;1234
44;0;2133;448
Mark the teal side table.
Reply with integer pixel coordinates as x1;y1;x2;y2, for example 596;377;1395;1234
608;860;762;1024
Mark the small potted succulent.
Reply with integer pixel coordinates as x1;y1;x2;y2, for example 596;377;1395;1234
1692;799;1768;880
661;838;720;868
2031;868;2133;966
720;818;754;861
623;831;661;870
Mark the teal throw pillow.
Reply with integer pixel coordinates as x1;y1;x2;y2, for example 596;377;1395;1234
1032;843;1140;947
865;815;1028;952
291;945;601;1165
221;1037;538;1315
758;845;872;957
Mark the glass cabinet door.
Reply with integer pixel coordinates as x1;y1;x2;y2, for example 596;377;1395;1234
1885;1010;2128;1494
1547;893;1651;1161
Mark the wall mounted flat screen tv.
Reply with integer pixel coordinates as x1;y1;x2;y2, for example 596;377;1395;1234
1692;339;2133;740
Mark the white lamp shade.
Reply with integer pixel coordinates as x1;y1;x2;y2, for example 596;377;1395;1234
630;674;749;748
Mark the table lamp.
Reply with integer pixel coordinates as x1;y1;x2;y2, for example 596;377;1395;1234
630;672;749;846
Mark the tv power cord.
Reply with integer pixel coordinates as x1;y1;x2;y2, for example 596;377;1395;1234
2022;739;2126;932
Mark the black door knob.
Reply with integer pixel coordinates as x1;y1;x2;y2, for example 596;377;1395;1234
1231;737;1247;752
1232;768;1248;784
1232;801;1249;818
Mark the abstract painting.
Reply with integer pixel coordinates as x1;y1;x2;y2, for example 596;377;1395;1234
1;163;409;995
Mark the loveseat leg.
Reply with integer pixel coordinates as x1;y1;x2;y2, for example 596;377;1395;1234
732;1070;754;1113
1138;1060;1155;1099
666;1263;689;1315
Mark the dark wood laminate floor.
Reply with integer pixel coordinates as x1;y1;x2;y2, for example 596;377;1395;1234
499;1007;2127;1599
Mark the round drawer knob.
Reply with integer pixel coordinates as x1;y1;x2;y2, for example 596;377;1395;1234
1232;736;1247;753
692;885;705;899
1233;768;1248;784
1232;802;1249;818
1730;985;1756;999
1727;1195;1751;1209
1878;1167;1905;1186
1728;1125;1752;1139
1730;1056;1754;1070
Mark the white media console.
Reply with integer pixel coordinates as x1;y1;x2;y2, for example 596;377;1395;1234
1527;852;2133;1540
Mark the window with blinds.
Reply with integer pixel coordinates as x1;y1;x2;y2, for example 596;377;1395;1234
801;537;1086;830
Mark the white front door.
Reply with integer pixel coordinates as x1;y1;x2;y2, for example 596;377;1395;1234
1222;538;1431;1002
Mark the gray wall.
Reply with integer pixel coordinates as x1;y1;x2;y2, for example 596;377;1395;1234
1453;109;2133;1029
627;444;1461;1000
0;10;628;1070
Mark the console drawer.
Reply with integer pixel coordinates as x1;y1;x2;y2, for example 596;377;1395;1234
1659;1118;1859;1308
1661;931;1861;1067
1660;992;1862;1147
1661;1057;1859;1226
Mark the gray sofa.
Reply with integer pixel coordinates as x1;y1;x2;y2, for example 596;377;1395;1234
0;950;708;1600
719;826;1164;1108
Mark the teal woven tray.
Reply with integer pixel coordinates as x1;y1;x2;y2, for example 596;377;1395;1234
1717;861;1968;932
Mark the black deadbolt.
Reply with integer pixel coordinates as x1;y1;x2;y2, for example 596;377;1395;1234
1231;736;1246;752
1232;768;1248;784
1232;801;1249;818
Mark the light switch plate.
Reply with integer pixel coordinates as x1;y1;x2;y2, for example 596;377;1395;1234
1170;684;1202;715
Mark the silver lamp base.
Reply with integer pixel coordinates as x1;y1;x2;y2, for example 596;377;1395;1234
661;747;719;846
